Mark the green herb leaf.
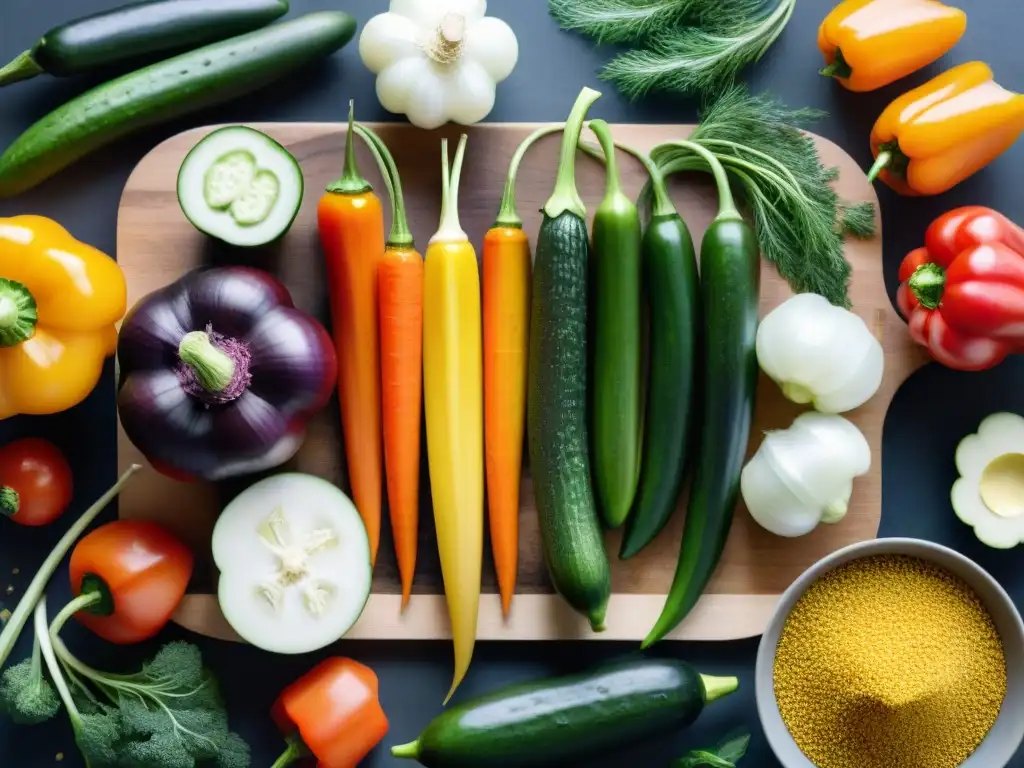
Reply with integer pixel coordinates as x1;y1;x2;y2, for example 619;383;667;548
672;731;751;767
647;86;874;306
548;0;705;44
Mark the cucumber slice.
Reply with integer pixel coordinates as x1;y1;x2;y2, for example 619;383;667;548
178;125;302;247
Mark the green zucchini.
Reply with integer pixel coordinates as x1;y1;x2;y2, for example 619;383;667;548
527;88;610;632
0;11;356;199
390;658;739;767
588;119;643;529
644;143;760;647
620;199;700;559
0;0;289;87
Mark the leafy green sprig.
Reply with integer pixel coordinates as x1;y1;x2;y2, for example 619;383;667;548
646;87;874;306
673;730;751;766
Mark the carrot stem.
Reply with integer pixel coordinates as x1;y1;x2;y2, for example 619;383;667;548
494;124;564;229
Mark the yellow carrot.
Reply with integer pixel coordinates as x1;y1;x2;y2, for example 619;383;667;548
423;135;483;704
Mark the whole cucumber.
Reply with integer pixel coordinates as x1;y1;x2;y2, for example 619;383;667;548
644;215;760;646
390;659;739;768
0;11;356;198
0;0;290;86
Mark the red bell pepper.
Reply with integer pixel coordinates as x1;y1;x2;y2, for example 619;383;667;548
897;206;1024;371
68;519;194;644
271;657;389;768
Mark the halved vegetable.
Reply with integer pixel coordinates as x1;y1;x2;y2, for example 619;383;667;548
177;125;303;247
952;412;1024;549
211;473;372;654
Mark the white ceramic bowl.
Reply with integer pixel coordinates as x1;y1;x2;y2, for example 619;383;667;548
755;537;1024;768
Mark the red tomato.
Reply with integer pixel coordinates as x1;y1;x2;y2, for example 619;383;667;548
0;438;73;527
69;520;194;644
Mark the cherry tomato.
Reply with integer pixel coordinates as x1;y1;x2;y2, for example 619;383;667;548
272;658;388;768
69;520;194;644
0;438;73;527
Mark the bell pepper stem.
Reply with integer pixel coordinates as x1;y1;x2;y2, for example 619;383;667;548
270;736;308;768
48;592;103;640
391;741;422;760
819;49;852;80
178;331;236;393
0;277;38;348
0;487;18;517
701;674;739;703
867;151;891;183
908;262;946;310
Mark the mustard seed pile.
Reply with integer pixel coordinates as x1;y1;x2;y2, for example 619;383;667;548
773;554;1006;768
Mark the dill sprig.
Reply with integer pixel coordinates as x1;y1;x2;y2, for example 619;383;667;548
646;87;875;307
548;0;708;44
549;0;797;100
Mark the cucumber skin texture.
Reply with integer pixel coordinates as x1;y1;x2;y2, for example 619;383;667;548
647;218;760;644
407;659;710;768
33;0;290;76
0;11;356;198
591;193;643;529
527;212;611;631
621;214;700;558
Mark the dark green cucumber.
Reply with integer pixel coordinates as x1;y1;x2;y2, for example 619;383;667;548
0;11;356;198
0;0;289;87
390;658;739;768
527;88;610;632
621;210;700;558
589;119;643;529
644;144;760;647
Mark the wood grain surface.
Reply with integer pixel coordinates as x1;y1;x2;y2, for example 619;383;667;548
115;121;926;642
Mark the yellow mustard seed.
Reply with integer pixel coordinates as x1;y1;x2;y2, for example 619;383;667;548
773;554;1006;768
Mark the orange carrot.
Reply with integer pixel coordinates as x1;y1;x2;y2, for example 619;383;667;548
483;126;561;617
356;124;423;608
317;103;385;564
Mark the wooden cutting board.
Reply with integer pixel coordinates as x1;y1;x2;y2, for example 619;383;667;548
114;121;926;643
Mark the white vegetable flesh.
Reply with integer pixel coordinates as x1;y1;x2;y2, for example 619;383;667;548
178;126;302;247
211;474;372;654
952;412;1024;549
756;293;884;414
359;0;518;130
741;411;871;537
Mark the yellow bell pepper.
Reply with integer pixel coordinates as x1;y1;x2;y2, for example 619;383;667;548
0;215;126;419
868;62;1024;196
818;0;967;92
423;136;483;705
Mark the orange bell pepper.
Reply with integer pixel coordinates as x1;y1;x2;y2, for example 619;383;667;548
868;62;1024;196
818;0;966;92
0;215;126;420
271;657;388;768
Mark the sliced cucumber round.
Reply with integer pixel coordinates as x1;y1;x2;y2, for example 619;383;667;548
178;126;303;247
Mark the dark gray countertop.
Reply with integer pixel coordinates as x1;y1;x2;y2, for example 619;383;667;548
1;0;1022;765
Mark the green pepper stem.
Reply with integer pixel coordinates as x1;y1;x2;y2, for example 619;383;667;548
48;592;102;640
701;674;739;704
665;141;740;221
327;101;372;195
908;262;946;310
544;87;603;219
391;741;422;760
0;277;38;348
819;49;852;80
178;331;235;393
270;735;308;768
495;124;564;229
585;137;677;219
0;486;18;517
0;51;44;87
866;151;891;183
589;120;625;203
355;124;413;248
